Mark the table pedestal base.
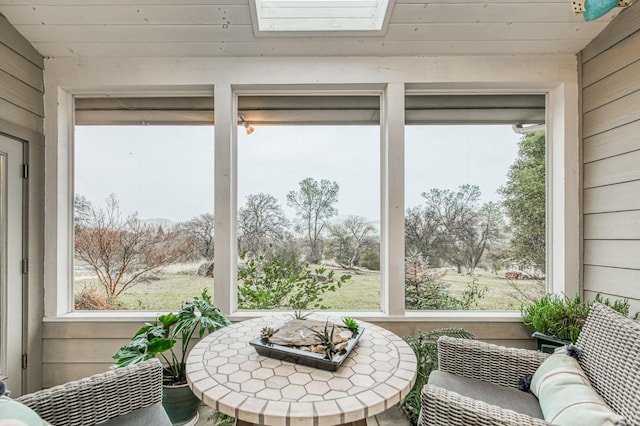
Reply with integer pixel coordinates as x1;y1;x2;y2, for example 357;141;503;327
237;420;366;426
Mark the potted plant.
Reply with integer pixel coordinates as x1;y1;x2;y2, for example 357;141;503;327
521;293;632;353
112;289;230;426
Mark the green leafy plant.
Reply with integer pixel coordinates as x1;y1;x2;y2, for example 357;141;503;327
342;317;359;333
207;410;235;426
308;321;337;359
521;293;634;343
112;288;229;384
237;246;351;311
401;328;474;426
404;254;487;310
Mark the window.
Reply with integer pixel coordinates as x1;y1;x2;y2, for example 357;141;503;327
236;95;381;312
404;95;546;311
73;97;215;311
51;79;576;318
251;0;393;33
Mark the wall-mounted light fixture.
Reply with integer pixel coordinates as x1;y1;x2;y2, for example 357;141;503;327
573;0;632;21
239;114;255;137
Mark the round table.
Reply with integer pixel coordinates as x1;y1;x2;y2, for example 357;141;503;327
186;315;417;426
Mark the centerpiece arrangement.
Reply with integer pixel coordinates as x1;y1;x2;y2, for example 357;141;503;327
249;316;363;371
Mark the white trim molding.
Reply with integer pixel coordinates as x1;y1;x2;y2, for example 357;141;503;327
43;55;581;317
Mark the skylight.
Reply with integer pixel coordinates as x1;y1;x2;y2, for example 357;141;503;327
252;0;394;33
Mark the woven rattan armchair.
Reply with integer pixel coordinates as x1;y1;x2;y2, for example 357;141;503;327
17;358;171;426
419;303;640;426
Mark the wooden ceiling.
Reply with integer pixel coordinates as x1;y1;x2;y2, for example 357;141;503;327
0;0;617;58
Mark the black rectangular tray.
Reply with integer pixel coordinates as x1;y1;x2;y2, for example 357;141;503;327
249;324;364;371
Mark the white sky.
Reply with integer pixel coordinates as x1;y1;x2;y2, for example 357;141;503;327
74;124;520;223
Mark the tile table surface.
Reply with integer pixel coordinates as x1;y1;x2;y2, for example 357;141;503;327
186;315;417;426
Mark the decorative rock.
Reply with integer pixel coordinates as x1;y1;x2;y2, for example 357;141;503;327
197;261;214;277
267;319;351;347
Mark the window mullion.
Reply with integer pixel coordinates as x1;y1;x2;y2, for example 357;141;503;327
382;83;405;316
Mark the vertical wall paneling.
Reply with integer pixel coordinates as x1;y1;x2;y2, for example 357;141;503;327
580;0;640;310
0;14;45;393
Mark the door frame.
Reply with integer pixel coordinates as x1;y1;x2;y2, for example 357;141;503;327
0;131;26;396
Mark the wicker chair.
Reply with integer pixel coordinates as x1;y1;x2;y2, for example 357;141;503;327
419;303;640;426
16;359;171;426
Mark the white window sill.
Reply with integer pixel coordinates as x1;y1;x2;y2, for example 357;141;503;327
44;310;523;323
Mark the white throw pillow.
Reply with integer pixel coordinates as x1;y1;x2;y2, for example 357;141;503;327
0;396;51;426
530;353;628;426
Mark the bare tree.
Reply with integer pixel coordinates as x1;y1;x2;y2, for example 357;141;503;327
179;213;215;260
405;205;441;264
460;201;504;275
74;194;188;299
238;193;289;256
408;185;504;274
287;178;339;263
328;216;376;269
421;185;482;272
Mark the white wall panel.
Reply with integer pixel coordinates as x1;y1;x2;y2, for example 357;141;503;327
581;1;640;311
583;119;640;163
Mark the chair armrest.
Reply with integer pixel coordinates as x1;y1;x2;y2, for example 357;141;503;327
419;384;552;426
17;359;164;426
438;336;549;389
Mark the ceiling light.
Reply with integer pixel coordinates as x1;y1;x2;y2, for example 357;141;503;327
239;114;256;137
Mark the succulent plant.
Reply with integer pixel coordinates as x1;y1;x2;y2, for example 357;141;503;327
308;321;337;359
293;309;311;320
342;317;359;333
260;326;275;341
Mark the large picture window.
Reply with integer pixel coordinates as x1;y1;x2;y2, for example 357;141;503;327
73;97;214;311
68;91;550;315
404;95;546;311
236;95;381;312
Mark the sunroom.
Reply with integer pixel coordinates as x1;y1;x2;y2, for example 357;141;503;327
0;0;639;423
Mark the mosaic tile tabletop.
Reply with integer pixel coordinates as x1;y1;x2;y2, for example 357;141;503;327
186;315;417;426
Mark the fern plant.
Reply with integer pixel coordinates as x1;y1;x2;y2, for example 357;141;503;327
521;293;633;343
401;328;474;426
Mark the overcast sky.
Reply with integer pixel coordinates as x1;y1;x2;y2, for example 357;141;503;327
74;124;520;223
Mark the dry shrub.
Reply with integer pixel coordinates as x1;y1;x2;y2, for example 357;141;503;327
74;286;118;310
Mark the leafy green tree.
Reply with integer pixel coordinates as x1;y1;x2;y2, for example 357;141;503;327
286;178;339;263
499;131;546;272
237;246;351;311
359;245;380;271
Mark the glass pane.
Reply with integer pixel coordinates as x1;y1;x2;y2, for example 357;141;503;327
405;125;546;311
73;125;214;310
237;123;381;312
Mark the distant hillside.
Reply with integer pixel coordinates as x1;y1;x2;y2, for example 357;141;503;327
140;217;177;229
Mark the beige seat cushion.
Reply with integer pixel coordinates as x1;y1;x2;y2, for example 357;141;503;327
428;370;544;419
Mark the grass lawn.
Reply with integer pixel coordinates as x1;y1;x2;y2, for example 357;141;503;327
74;264;541;311
440;271;543;311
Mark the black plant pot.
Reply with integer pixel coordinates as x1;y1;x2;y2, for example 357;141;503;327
162;383;200;426
532;331;570;354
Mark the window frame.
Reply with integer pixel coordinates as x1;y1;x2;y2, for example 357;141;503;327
43;62;580;322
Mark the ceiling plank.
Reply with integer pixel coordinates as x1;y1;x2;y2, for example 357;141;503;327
0;4;252;25
30;39;591;57
15;22;602;43
391;3;592;23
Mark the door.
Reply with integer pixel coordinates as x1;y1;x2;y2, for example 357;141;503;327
0;133;24;396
